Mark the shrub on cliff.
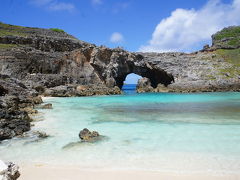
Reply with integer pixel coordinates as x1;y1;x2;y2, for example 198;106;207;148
212;26;240;48
50;28;65;33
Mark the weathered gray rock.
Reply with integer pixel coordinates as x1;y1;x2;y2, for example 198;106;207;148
0;161;20;180
1;23;239;96
79;128;100;142
154;84;170;93
39;103;52;109
136;78;154;93
32;96;43;104
0;96;31;141
35;131;49;139
43;84;122;97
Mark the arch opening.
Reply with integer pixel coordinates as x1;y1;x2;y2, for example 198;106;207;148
122;73;142;93
115;66;174;90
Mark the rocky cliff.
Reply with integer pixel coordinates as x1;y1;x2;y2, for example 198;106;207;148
0;22;240;140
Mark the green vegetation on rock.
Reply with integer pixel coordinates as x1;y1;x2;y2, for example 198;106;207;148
214;26;240;41
213;48;240;78
50;28;65;33
206;75;216;80
227;38;240;47
212;26;240;48
218;67;240;78
216;49;240;66
0;22;27;37
0;43;18;49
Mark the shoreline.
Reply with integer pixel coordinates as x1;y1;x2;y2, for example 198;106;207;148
18;164;240;180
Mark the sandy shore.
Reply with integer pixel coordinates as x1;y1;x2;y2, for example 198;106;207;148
18;164;240;180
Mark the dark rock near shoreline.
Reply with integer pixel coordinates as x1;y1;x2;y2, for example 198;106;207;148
32;96;43;104
63;129;106;149
0;96;31;141
0;161;20;180
0;76;36;141
35;131;49;139
43;84;122;97
79;128;100;142
136;77;154;93
39;103;52;109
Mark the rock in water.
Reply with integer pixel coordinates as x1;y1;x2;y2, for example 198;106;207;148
136;77;154;93
32;96;43;105
39;103;52;109
0;161;20;180
79;128;100;142
35;131;49;139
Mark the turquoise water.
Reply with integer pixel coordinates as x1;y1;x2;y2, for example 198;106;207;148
1;90;240;173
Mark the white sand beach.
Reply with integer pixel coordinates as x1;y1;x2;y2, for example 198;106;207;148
19;164;240;180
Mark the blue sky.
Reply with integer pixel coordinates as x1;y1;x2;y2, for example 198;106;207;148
0;0;239;83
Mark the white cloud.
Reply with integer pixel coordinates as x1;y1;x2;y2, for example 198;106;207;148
30;0;75;12
110;32;124;43
30;0;53;6
112;2;130;13
139;0;240;52
91;0;102;5
48;2;75;12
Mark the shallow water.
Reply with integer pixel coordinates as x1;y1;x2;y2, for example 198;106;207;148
1;87;240;173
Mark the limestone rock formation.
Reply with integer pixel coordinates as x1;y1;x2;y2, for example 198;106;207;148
0;74;41;140
39;103;52;109
79;128;100;142
0;161;20;180
0;95;31;141
136;78;154;93
43;84;122;97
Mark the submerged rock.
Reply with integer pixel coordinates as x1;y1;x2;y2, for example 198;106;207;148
79;128;100;142
21;131;50;145
62;141;84;149
39;103;52;109
63;135;108;149
0;160;20;180
36;131;49;139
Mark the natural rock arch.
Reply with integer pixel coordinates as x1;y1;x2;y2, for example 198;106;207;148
114;64;174;89
90;48;175;89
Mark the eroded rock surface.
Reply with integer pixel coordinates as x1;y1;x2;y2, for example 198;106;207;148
79;128;100;142
136;77;154;93
0;161;20;180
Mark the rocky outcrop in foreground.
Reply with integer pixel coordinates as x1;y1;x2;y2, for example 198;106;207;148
79;128;100;142
0;160;20;180
0;22;240;140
